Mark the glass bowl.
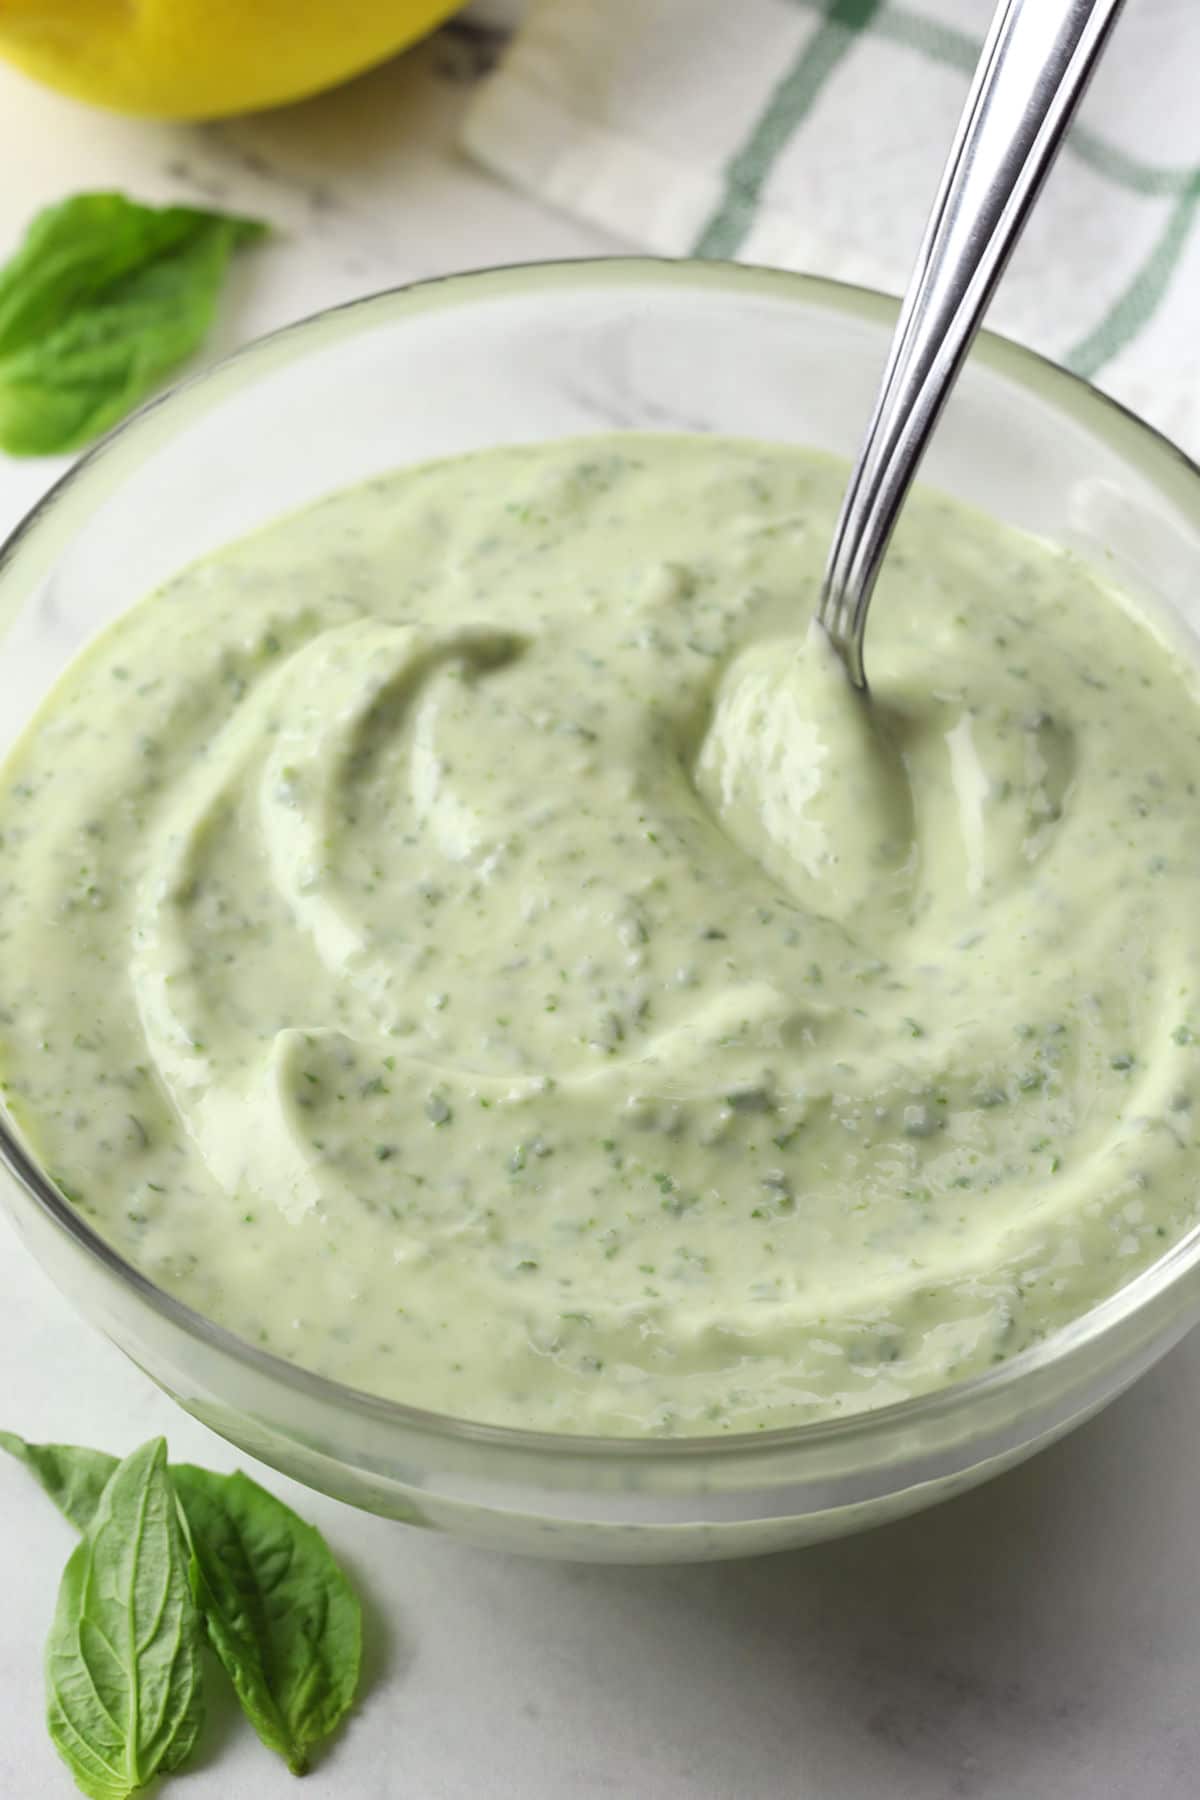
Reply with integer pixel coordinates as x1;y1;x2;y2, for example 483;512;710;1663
2;259;1200;1565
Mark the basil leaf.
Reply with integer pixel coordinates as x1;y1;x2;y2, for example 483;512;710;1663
172;1464;362;1775
45;1437;205;1800
0;194;215;355
0;1432;117;1532
5;1430;363;1777
0;192;266;456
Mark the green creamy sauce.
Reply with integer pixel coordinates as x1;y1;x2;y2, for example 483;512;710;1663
2;435;1199;1436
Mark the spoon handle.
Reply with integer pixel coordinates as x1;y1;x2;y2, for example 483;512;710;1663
818;0;1126;688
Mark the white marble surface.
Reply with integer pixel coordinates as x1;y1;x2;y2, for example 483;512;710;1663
1;26;1199;1799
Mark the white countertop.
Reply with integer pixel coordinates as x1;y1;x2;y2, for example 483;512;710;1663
2;28;1200;1799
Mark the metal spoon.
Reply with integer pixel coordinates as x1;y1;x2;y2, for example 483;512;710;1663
818;0;1127;689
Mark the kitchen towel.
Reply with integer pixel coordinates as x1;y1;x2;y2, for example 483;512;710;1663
463;0;1200;456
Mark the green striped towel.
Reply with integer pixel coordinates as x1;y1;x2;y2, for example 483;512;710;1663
462;0;1200;457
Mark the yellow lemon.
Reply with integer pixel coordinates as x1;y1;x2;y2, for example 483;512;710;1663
0;0;463;119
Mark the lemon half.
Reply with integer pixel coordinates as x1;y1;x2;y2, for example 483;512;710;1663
0;0;462;119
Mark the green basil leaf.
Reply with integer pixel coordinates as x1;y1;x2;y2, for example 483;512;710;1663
45;1437;205;1800
0;1432;118;1532
172;1464;362;1775
0;194;216;356
0;192;266;456
6;1429;363;1777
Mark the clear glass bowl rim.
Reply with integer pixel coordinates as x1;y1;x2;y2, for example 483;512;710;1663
2;252;1200;1469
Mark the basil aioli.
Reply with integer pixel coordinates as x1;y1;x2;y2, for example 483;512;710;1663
1;436;1198;1435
